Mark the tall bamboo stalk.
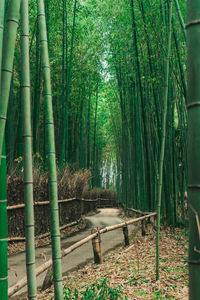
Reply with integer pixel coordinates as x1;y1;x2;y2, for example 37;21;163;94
0;140;8;299
37;0;64;298
61;0;77;163
20;0;37;299
156;0;172;280
0;9;8;295
174;0;186;40
0;0;5;88
130;0;148;209
187;0;200;298
0;0;21;158
33;21;41;154
61;0;66;163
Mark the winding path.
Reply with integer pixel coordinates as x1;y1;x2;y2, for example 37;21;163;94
9;208;130;296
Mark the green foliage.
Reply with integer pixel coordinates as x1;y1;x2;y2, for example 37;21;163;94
63;278;123;300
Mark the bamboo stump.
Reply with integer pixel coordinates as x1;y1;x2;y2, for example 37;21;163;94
91;228;103;264
122;225;129;246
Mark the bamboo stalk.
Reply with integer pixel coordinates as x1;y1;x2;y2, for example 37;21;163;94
37;1;63;298
156;0;173;281
0;1;6;293
0;0;21;159
186;0;200;297
8;212;156;297
174;0;186;39
20;1;37;298
0;1;20;298
0;142;8;299
0;0;5;89
61;0;77;163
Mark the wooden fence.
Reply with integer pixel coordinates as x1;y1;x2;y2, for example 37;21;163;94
7;197;117;239
8;211;156;297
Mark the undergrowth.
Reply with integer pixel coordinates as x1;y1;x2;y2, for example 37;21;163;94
62;278;125;300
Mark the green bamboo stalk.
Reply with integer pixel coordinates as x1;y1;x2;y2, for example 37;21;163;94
172;22;187;100
92;88;98;188
86;93;91;169
174;0;186;40
0;140;8;300
37;0;64;299
33;21;41;154
60;0;66;163
187;0;200;298
0;0;5;88
61;0;77;163
130;0;148;210
0;0;21;159
156;0;172;281
20;1;37;299
5;77;15;172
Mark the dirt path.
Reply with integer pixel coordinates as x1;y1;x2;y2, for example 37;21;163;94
9;208;128;297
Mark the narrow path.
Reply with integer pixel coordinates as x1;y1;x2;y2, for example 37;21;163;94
9;208;129;296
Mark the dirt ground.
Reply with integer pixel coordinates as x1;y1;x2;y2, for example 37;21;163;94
37;224;188;299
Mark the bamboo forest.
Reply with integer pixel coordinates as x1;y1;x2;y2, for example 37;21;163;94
0;0;199;299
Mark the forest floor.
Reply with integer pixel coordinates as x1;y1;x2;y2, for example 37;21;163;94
38;224;188;300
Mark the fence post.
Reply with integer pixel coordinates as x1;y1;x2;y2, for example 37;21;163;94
153;214;157;229
122;225;129;246
141;219;146;236
91;227;103;264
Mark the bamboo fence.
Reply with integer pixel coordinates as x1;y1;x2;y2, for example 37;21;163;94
8;211;156;297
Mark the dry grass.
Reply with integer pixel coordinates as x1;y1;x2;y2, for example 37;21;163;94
7;166;92;205
57;167;92;199
86;187;117;202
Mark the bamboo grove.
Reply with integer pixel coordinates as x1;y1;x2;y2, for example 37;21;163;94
1;0;197;298
1;0;187;215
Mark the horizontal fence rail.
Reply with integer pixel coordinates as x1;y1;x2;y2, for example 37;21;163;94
7;197;117;239
8;211;156;297
126;207;153;215
8;219;82;242
7;198;114;211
